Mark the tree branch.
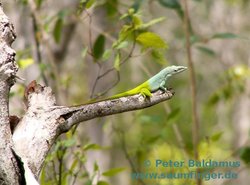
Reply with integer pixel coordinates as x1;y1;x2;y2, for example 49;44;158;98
12;82;174;177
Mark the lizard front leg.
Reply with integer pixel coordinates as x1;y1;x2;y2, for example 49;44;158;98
159;81;167;92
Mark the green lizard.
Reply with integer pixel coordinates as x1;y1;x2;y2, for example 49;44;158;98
89;65;187;103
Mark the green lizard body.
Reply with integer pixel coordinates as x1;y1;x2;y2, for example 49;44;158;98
89;65;187;103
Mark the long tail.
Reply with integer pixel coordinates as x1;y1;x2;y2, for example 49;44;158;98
107;88;139;99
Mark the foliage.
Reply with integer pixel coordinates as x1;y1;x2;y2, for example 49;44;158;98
12;0;250;184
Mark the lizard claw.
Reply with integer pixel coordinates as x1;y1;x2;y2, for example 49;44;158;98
167;87;173;91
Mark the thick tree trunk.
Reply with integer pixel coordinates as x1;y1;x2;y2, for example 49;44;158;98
0;3;21;185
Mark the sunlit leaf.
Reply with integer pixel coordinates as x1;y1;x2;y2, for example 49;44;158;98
102;49;112;61
69;159;78;172
62;138;75;147
93;34;106;60
83;143;102;151
140;17;166;29
132;15;143;28
136;32;168;49
102;167;126;177
86;0;96;8
97;181;109;185
53;18;63;43
114;53;121;71
115;41;129;50
18;58;34;69
81;47;89;59
210;131;223;142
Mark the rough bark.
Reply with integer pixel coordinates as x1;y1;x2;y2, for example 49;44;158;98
0;3;21;185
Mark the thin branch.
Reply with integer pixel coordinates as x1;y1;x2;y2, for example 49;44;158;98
57;146;66;185
117;129;146;185
91;34;137;98
92;70;120;99
98;36;136;79
60;89;175;132
183;0;201;185
85;9;93;54
31;14;49;85
90;64;103;98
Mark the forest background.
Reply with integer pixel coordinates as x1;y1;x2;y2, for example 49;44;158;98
4;0;250;185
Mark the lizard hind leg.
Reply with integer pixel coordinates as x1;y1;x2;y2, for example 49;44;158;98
140;88;152;98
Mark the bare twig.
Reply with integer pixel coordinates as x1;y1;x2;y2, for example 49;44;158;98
183;0;201;185
117;129;146;185
31;14;49;85
91;34;137;98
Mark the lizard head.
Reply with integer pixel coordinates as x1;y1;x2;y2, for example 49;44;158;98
163;65;187;78
170;65;187;74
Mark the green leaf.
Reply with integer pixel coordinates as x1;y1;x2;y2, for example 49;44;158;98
158;0;181;9
158;0;184;18
83;143;102;151
69;159;78;172
131;0;143;12
140;17;166;29
84;180;92;185
40;167;46;184
132;14;142;28
62;138;75;147
97;181;109;185
211;32;240;39
136;32;168;49
86;0;96;8
39;63;47;72
114;53;121;71
114;41;129;50
102;49;112;61
196;46;216;57
167;108;180;122
210;131;223;142
151;50;167;64
53;18;63;43
18;58;34;69
81;47;89;59
239;146;250;164
207;92;220;106
93;34;106;60
35;0;43;8
94;161;99;171
102;167;126;177
105;0;118;17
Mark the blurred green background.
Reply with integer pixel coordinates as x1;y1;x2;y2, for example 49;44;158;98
6;0;250;185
